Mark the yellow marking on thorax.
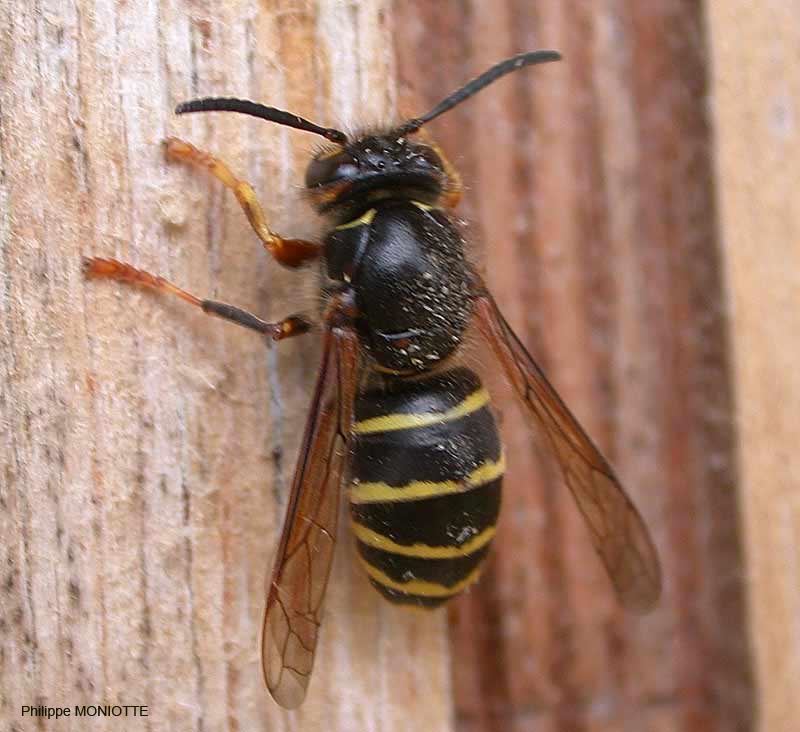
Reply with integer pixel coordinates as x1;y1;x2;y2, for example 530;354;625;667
353;387;490;435
358;557;484;597
350;453;505;504
334;208;377;230
352;523;497;559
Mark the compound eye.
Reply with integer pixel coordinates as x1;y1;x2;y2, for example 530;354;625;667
305;150;358;188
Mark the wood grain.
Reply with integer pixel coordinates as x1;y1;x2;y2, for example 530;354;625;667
706;3;800;731
394;2;754;731
0;2;455;731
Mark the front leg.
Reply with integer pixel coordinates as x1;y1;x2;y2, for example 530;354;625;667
164;138;321;268
84;257;312;340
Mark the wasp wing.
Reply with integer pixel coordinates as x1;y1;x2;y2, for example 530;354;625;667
474;291;661;611
261;320;360;709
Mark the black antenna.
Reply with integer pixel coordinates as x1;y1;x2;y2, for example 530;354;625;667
395;50;561;136
175;98;348;144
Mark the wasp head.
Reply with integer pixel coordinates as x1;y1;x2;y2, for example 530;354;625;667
305;135;447;218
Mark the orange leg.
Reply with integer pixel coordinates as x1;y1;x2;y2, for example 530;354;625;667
84;257;311;339
164;137;321;268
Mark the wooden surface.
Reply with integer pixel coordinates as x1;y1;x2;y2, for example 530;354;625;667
394;3;754;731
5;1;794;731
0;2;456;731
706;3;800;731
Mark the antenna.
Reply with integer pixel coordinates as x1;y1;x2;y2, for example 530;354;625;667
175;97;348;144
395;50;561;136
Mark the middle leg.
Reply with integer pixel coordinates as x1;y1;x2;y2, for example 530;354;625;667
84;257;312;340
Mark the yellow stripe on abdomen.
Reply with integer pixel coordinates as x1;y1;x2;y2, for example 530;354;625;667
353;387;490;435
357;556;484;598
352;522;497;558
350;452;505;503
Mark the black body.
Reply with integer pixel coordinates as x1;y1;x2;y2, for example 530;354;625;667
313;135;505;605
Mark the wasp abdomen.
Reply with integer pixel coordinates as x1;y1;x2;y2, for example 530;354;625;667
349;367;504;607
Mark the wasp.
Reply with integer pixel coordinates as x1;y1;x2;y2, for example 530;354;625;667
85;50;661;708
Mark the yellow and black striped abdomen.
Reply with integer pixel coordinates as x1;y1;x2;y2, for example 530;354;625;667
349;367;504;607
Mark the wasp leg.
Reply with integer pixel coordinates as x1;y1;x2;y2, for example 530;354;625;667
163;137;322;268
83;257;312;340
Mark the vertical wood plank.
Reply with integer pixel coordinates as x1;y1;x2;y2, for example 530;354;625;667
706;4;800;732
394;2;754;730
0;2;454;730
